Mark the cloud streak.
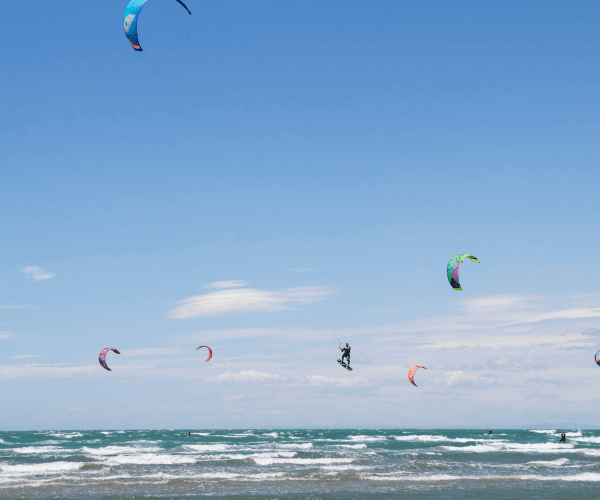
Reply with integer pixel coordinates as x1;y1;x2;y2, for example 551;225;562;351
211;370;281;383
20;266;56;281
168;284;333;319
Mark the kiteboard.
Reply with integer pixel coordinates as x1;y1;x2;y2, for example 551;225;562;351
337;359;353;371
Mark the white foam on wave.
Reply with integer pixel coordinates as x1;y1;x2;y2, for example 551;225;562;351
336;444;367;449
571;436;600;444
182;444;233;453
320;464;372;472
274;443;313;450
0;461;83;477
530;430;556;434
213;434;252;439
393;435;450;442
579;448;600;457
48;432;83;439
197;451;297;462
392;435;498;444
11;446;66;454
527;458;570;467
253;457;353;466
0;439;5;444
362;472;600;482
104;453;197;465
566;431;583;437
442;442;575;454
191;432;210;436
140;471;288;482
263;432;278;438
82;445;163;456
347;435;387;442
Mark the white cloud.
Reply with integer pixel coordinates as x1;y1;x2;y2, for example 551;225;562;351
212;370;280;383
68;407;87;411
168;285;333;319
0;304;27;310
20;266;56;281
10;354;41;359
288;268;315;273
435;371;505;387
206;280;249;289
307;375;364;387
125;347;186;357
0;332;17;341
0;363;96;380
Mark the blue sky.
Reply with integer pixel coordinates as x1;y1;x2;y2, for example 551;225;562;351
1;0;600;429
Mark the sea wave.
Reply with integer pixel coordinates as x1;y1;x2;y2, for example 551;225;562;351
252;457;354;466
82;445;163;456
103;454;197;465
441;442;575;453
11;446;67;454
347;435;387;442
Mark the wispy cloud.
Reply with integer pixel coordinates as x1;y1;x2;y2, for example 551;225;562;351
307;375;364;387
206;280;249;289
125;347;187;357
68;407;87;411
0;363;96;380
10;354;41;359
168;284;333;319
212;370;280;383
0;332;17;341
288;268;315;273
20;266;56;281
0;304;27;310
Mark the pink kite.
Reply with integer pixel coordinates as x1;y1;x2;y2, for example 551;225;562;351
408;365;427;387
99;348;121;371
196;345;212;362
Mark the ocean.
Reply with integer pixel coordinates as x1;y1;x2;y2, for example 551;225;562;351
0;429;598;499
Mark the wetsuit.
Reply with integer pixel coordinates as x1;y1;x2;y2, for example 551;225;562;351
341;345;351;365
559;433;566;443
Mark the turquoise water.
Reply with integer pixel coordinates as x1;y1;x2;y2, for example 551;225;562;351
0;429;597;498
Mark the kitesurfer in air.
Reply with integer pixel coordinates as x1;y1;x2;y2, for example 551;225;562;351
340;343;351;366
488;430;492;435
559;431;566;444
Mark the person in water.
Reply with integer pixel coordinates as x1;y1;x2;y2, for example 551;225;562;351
488;430;492;435
340;343;351;366
559;431;566;443
188;432;191;436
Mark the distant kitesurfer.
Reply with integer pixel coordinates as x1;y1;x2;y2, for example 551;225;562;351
188;431;191;436
340;343;351;366
559;431;566;443
488;430;492;435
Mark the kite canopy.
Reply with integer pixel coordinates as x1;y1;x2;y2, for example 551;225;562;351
595;350;600;367
123;0;192;51
447;254;479;290
99;348;121;371
196;345;212;362
408;365;427;387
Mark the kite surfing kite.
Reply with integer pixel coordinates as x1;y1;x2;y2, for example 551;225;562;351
447;254;480;290
123;0;192;51
408;365;426;387
99;348;121;371
196;345;212;362
595;350;600;367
